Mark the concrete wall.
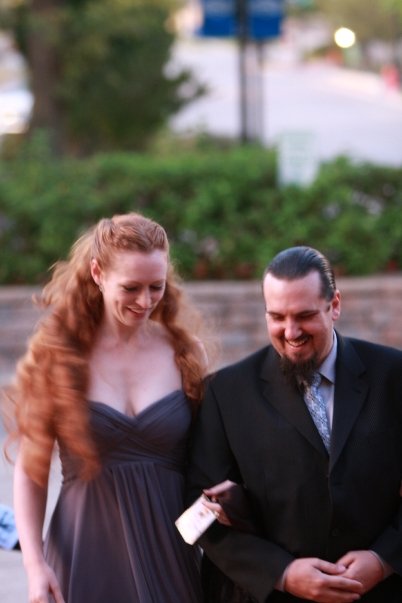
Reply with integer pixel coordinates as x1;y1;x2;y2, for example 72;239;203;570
1;275;402;384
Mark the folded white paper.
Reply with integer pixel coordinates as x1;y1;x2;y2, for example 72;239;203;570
175;495;216;545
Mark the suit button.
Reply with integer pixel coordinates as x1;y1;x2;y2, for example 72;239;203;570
331;527;341;537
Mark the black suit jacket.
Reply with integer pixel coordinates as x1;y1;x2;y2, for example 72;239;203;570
188;334;402;602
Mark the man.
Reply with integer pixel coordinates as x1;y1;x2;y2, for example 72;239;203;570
188;246;402;602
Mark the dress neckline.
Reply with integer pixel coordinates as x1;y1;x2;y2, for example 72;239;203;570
89;389;183;421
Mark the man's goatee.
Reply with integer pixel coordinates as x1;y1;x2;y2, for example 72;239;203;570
280;354;320;386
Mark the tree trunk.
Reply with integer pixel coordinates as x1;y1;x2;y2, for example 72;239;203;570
28;0;66;154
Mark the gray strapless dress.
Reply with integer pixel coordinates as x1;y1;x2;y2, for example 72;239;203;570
44;390;202;603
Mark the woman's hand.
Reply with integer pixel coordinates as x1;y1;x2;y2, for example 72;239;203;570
26;560;65;603
14;443;62;602
202;480;238;526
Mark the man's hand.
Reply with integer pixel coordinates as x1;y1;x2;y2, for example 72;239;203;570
337;550;385;594
202;480;237;525
283;557;363;602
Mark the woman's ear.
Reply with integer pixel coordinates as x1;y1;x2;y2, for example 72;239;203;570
90;258;102;287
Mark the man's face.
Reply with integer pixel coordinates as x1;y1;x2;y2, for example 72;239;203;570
263;271;341;367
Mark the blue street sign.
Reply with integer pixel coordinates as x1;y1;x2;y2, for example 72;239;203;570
199;0;237;37
249;0;284;40
199;0;284;40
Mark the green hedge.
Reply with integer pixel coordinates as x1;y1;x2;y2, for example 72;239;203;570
0;138;401;283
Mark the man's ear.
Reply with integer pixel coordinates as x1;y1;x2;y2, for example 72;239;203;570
331;290;341;321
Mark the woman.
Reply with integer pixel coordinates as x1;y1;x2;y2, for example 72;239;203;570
5;212;216;603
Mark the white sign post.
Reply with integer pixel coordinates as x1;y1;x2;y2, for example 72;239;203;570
277;130;318;187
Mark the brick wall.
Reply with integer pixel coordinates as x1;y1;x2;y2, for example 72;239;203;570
0;275;401;384
186;275;402;367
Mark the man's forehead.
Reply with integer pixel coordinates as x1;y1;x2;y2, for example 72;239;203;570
264;271;322;296
264;272;327;312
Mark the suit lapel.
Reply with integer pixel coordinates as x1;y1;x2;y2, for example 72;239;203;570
260;347;328;456
329;335;368;470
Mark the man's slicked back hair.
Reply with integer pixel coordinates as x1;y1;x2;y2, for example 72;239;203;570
263;246;337;301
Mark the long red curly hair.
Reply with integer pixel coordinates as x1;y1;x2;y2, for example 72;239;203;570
4;213;210;486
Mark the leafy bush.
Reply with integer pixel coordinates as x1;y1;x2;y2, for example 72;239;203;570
0;136;401;284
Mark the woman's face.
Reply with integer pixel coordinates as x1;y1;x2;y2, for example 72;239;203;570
91;249;168;329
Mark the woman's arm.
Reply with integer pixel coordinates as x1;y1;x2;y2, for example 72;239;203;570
14;439;65;603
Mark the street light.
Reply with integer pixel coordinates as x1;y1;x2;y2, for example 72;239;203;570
334;27;356;49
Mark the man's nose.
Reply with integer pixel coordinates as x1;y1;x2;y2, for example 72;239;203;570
284;319;301;340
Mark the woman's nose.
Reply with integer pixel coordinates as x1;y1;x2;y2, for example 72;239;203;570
137;289;151;308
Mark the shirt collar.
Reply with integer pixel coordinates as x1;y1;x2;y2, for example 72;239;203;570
318;331;337;384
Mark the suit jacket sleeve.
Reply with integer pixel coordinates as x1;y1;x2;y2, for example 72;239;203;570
332;336;402;577
187;377;293;603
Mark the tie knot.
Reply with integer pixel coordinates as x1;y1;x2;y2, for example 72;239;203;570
302;372;321;391
311;372;321;388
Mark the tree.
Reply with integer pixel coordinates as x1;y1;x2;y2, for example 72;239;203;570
0;0;203;154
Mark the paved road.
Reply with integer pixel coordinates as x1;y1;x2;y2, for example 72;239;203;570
171;38;402;167
0;435;61;603
0;436;27;603
2;35;401;167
